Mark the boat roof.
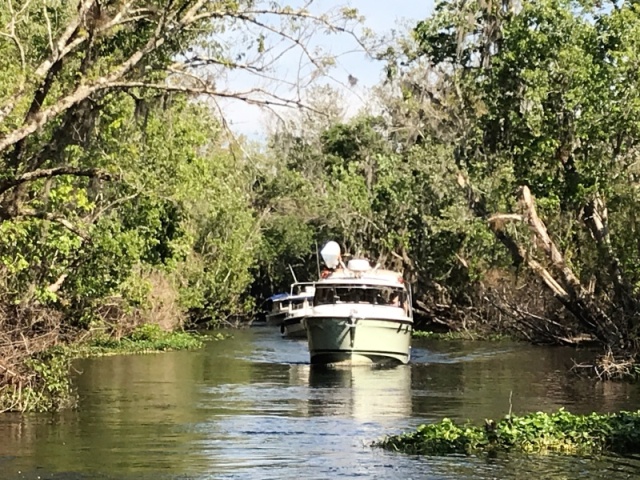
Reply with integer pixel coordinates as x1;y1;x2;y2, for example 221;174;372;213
268;292;290;302
290;282;315;293
316;279;405;288
288;291;315;300
269;282;316;302
318;268;405;288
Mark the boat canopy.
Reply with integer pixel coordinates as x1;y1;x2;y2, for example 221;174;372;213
269;289;315;303
314;284;407;307
268;292;290;302
317;276;404;288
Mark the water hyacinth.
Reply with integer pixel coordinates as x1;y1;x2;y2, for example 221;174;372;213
375;409;640;456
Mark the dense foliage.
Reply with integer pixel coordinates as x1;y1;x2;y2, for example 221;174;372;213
69;323;205;357
0;0;361;411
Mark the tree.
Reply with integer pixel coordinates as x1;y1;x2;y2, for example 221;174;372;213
0;0;369;408
402;0;640;355
0;0;365;308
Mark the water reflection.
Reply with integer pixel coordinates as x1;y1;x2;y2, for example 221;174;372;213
1;328;640;479
410;339;640;423
301;365;412;419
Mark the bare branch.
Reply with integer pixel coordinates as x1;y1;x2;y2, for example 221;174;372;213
41;2;55;56
487;213;523;224
518;186;584;298
33;0;96;78
15;209;90;241
0;90;25;125
0;0;29;123
235;14;329;75
88;192;139;223
47;273;69;294
0;167;113;197
183;55;266;73
111;81;319;112
582;195;634;310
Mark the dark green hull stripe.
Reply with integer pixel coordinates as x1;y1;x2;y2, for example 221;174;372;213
311;349;409;357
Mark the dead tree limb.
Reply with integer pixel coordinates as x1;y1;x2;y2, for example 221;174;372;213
582;196;637;314
487;185;624;347
0;167;113;198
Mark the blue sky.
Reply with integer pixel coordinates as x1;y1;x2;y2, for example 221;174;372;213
217;1;435;138
327;0;436;86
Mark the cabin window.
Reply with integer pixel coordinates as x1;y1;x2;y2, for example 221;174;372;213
290;298;310;310
314;286;407;307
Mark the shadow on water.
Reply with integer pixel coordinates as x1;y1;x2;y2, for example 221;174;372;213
0;326;640;479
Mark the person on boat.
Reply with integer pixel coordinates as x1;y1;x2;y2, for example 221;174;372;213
353;289;363;304
390;292;401;307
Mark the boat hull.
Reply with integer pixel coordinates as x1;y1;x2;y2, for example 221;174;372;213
266;312;287;327
305;317;412;365
281;317;307;338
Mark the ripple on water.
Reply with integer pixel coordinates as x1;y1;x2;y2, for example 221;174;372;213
1;326;640;479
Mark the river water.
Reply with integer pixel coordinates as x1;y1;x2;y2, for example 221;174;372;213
1;326;640;479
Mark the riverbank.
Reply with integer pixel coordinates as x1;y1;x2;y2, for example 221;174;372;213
375;409;640;456
0;324;206;413
68;324;205;358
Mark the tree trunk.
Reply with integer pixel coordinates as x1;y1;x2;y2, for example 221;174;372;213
484;184;625;348
582;196;636;315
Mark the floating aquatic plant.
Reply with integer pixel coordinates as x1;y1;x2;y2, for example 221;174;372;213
375;409;640;456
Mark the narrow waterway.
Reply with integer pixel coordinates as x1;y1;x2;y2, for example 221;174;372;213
1;327;640;479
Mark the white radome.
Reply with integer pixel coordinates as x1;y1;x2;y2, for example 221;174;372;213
320;241;341;269
346;259;370;272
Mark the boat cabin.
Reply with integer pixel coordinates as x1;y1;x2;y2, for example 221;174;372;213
314;259;411;316
314;284;408;309
266;283;315;324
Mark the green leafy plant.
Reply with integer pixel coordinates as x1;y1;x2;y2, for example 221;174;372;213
375;409;640;456
71;324;204;357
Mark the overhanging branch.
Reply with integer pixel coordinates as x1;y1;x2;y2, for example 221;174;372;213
111;81;317;111
15;210;90;241
0;167;114;197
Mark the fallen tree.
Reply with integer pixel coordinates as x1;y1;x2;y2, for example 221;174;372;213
488;186;626;350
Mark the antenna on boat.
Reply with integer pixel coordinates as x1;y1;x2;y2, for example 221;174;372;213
315;240;321;277
288;264;298;283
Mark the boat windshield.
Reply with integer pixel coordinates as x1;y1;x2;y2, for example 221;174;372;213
314;285;407;308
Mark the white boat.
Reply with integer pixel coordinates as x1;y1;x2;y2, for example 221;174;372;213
280;283;315;338
265;292;291;326
266;282;315;338
303;242;413;366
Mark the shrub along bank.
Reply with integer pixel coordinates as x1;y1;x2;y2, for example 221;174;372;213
0;324;204;413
